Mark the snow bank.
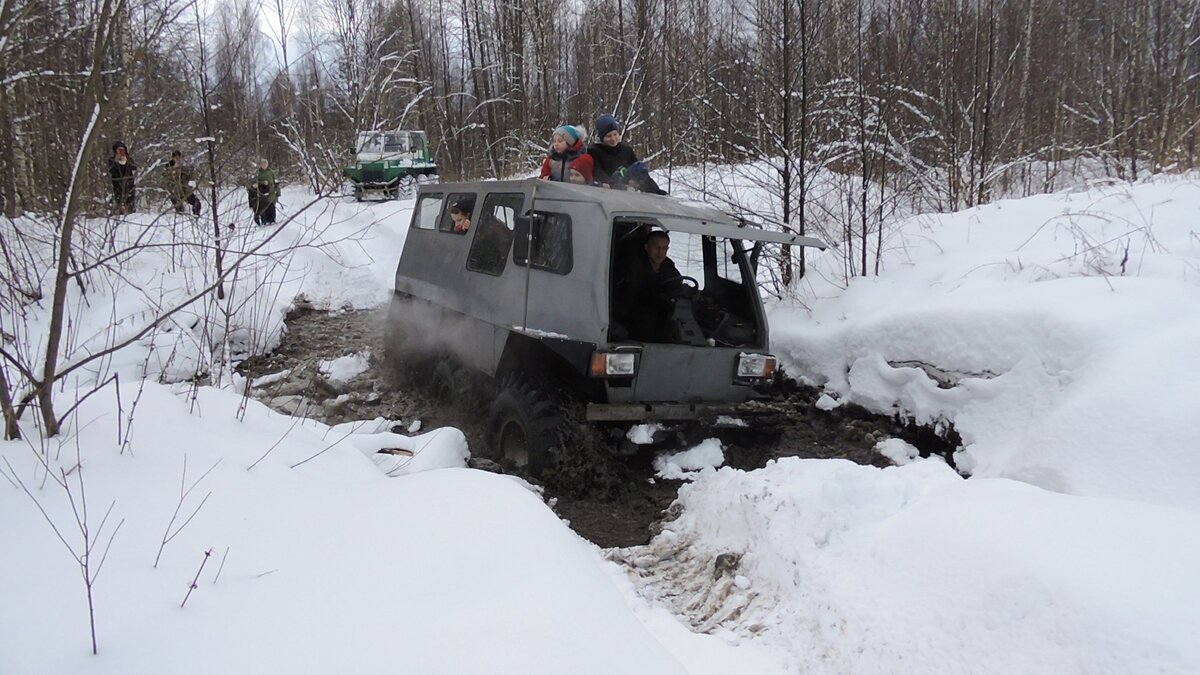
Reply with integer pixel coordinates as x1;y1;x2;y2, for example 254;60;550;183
620;458;1200;674
0;382;688;674
767;176;1200;510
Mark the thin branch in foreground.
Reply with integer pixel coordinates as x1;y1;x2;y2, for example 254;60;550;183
213;546;231;585
180;548;213;608
154;454;221;568
4;442;124;656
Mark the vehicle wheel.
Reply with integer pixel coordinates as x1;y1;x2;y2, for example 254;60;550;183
486;377;563;475
395;176;416;198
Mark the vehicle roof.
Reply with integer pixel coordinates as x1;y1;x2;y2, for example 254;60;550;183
358;129;426;135
420;178;730;219
417;179;827;249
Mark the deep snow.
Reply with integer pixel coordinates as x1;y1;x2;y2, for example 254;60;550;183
3;171;1200;673
768;177;1200;510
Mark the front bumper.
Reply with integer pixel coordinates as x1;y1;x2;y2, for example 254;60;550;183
586;399;773;423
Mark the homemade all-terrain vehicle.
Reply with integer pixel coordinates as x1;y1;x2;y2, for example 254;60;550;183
343;130;437;200
384;179;826;473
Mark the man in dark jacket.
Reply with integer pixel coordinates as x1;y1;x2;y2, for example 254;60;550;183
108;141;137;213
616;230;685;342
586;114;666;195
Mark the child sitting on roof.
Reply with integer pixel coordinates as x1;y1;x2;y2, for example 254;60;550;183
539;125;586;182
568;154;595;186
587;113;666;195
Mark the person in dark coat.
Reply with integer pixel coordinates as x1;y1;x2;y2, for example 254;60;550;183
586;114;666;195
616;230;685;342
108;141;137;213
166;150;201;216
539;125;585;182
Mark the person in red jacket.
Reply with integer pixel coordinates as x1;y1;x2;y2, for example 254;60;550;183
539;125;585;182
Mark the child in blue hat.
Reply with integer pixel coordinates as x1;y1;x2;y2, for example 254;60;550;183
587;113;666;195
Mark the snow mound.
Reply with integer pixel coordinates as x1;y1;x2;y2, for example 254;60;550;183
770;175;1200;510
874;437;921;465
317;351;371;383
653;439;725;480
616;458;1200;675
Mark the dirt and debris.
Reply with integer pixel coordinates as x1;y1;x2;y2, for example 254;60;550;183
237;308;960;549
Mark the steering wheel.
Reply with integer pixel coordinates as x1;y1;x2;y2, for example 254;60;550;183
661;275;699;302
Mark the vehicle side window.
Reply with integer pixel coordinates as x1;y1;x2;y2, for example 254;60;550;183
514;212;572;275
467;193;522;275
412;194;444;230
669;231;707;286
439;192;477;234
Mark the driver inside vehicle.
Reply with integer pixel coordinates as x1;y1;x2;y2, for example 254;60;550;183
617;230;692;342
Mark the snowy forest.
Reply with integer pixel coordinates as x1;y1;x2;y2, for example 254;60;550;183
2;0;1198;215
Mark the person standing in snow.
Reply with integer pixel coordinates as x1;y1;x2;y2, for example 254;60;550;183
166;150;201;216
539;125;586;182
108;141;137;213
251;158;280;225
586;113;666;195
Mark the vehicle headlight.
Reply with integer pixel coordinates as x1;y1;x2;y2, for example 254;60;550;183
591;351;638;377
736;353;776;379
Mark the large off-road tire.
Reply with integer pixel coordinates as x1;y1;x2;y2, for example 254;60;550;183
486;377;563;476
486;378;626;495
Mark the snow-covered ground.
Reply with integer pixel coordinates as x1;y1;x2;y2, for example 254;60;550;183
3;174;1199;673
770;177;1200;511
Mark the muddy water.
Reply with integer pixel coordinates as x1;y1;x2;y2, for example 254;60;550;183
239;308;958;548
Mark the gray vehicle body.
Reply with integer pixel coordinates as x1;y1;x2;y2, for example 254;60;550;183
386;179;826;422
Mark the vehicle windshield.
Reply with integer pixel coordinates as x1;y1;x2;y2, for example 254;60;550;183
358;133;382;153
383;133;409;153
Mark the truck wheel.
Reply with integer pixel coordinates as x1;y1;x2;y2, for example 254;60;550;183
487;377;562;475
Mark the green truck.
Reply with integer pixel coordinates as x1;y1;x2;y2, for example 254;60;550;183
343;130;438;200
